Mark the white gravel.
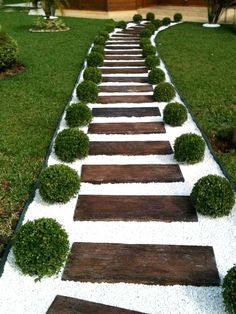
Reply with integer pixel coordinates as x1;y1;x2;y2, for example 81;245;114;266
0;21;235;314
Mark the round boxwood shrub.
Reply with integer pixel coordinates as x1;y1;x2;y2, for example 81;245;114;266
133;14;142;23
91;44;104;56
145;55;160;70
13;218;69;280
145;23;156;34
94;35;106;46
153;82;175;102
142;44;156;58
65;103;92;128
163;102;187;126
116;20;127;29
105;24;115;33
55;128;89;162
140;28;152;38
146;12;155;21
87;52;104;67
152;19;162;29
39;164;80;203
148;68;165;85
83;66;102;84
191;175;235;217
174;13;183;22
223;265;236;313
99;31;109;40
76;80;98;103
162;17;171;26
174;133;205;164
140;37;151;49
0;31;19;70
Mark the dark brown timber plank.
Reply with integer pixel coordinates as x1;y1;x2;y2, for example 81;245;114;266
47;295;143;314
111;35;140;38
88;122;165;134
107;41;140;44
81;164;184;183
105;56;143;61
97;95;153;104
105;51;142;55
105;45;140;50
101;68;146;74
74;195;197;222
92;107;160;117
102;76;147;83
103;62;145;67
99;85;151;93
89;141;172;155
62;243;220;286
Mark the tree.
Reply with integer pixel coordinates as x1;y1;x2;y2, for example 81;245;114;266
41;0;68;19
206;0;236;24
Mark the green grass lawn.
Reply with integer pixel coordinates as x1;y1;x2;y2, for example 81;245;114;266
0;11;111;258
156;22;236;184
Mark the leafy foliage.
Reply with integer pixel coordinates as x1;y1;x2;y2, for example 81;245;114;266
223;265;236;313
148;68;165;85
94;35;106;46
65;102;92;128
146;12;155;21
0;31;18;70
162;17;171;26
39;164;80;203
153;82;175;102
152;19;162;29
145;23;156;34
55;128;89;162
99;31;109;40
140;37;151;49
142;44;156;57
163;102;187;126
174;133;205;164
116;20;127;29
83;66;102;84
133;14;142;23
206;0;235;24
31;17;68;31
191;175;235;217
76;80;98;103
145;55;160;69
140;28;152;38
91;44;104;55
105;23;115;33
87;51;104;67
13;218;69;280
174;13;183;22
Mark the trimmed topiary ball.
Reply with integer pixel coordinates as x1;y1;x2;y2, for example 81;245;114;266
13;218;70;280
55;128;89;162
148;68;165;85
0;32;19;70
146;12;155;21
140;28;152;38
145;55;160;70
133;14;142;23
39;164;80;203
94;35;106;46
191;175;235;217
223;265;236;313
153;82;175;102
163;102;187;126
65;103;92;128
76;80;98;103
174;133;205;164
105;24;115;33
142;44;156;58
91;44;104;55
116;20;127;29
140;37;151;49
162;17;171;26
152;19;162;29
83;66;102;84
87;52;104;67
174;13;183;22
99;31;109;40
145;23;156;34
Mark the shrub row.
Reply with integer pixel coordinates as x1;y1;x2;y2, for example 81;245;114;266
132;12;183;24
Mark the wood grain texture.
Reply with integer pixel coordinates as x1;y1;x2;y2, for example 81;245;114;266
104;56;144;60
47;295;143;314
97;95;153;104
92;107;160;117
74;195;198;222
81;164;184;183
103;62;145;67
101;68;146;74
102;76;147;83
105;50;142;55
105;45;140;50
99;85;151;92
62;243;220;286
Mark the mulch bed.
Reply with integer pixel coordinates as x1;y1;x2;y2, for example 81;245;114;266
0;63;25;80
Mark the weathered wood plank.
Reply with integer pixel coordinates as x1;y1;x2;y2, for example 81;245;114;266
88;122;165;134
102;76;147;83
107;41;140;45
103;62;145;67
97;95;153;104
105;56;143;61
92;107;160;117
101;68;147;74
47;295;143;314
99;85;151;92
105;45;140;50
62;243;220;286
105;50;142;55
81;164;184;183
74;195;197;222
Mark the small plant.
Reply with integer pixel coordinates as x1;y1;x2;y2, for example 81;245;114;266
105;24;115;33
146;12;155;21
153;82;175;102
65;102;92;128
87;52;104;67
39;164;80;203
145;23;156;34
152;19;162;29
91;44;104;55
76;80;98;103
191;175;235;217
223;265;236;313
0;32;19;70
116;20;127;29
148;68;165;85
13;218;69;280
140;37;151;49
31;17;68;32
83;66;102;84
133;14;142;23
99;31;109;40
94;35;106;46
55;128;89;162
142;44;156;58
174;13;183;22
174;133;205;164
145;55;160;70
140;28;152;38
163;102;187;126
162;17;171;26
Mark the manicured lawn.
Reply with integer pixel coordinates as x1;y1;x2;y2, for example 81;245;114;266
0;11;111;258
156;22;236;184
